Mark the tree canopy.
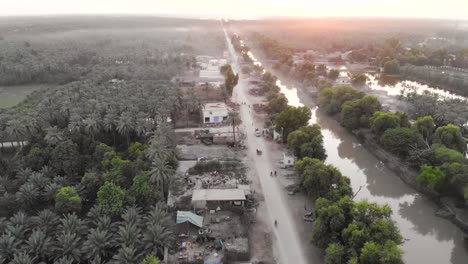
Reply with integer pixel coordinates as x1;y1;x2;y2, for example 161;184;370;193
275;106;312;142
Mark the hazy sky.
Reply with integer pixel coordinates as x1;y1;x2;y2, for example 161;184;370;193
1;0;468;19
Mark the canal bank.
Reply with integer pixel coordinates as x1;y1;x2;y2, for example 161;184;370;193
241;40;468;263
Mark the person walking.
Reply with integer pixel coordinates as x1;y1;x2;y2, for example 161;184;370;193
274;170;277;176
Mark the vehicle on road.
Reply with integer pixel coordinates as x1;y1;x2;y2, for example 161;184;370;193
255;128;261;137
303;212;314;222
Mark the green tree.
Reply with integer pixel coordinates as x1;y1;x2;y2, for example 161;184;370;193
351;73;368;86
325;243;345;264
328;69;340;81
370;111;402;136
267;94;289;115
433;124;466;153
287;125;326;160
220;64;239;96
434;147;465;165
294;158;352;200
383;60;400;75
97;181;127;216
275;106;312;142
318;86;364;114
26;146;51;171
380;128;422;157
417;165;446;191
55;186;82;214
412;116;435;145
341;96;381;130
81;171;102;200
142;255;161;264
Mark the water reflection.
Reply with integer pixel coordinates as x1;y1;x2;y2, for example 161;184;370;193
399;195;459;241
243;43;468;263
367;74;467;100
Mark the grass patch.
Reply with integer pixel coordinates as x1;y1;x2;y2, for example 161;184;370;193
0;84;51;108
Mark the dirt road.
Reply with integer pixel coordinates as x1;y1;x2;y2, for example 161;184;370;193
224;28;308;264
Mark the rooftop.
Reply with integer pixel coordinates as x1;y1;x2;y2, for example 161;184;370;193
192;189;246;202
204;102;227;111
176;211;204;228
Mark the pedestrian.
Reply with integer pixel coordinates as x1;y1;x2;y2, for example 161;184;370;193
270;171;273;176
274;170;277;176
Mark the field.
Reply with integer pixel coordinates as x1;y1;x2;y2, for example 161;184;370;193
0;84;51;108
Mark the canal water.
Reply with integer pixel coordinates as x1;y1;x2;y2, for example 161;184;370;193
248;48;468;263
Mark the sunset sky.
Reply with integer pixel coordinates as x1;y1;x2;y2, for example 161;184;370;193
1;0;468;19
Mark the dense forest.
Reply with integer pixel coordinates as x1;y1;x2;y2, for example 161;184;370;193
0;16;225;86
0;17;215;263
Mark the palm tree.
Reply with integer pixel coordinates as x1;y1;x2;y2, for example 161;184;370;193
83;112;101;141
16;183;40;208
117;223;142;250
226;111;242;148
44;126;64;146
146;138;171;162
67;113;82;133
10;252;35;264
24;228;53;261
135;112;151;137
111;246;141;264
103;111;118;145
183;89;201;127
83;228;115;260
149;159;174;197
117;112;134;146
32;209;59;236
121;206;144;228
143;222;173;256
58;213;87;237
53;231;83;262
53;256;74;264
15;168;33;185
6;119;25;147
0;232;21;261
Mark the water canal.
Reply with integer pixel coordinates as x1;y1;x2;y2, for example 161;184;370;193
247;44;468;264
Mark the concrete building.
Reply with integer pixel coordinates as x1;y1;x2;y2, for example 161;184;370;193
202;102;228;124
192;189;246;209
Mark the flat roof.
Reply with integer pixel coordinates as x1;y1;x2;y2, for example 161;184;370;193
204;102;227;111
192;189;246;202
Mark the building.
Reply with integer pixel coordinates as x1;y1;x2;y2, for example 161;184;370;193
202;102;228;123
281;153;296;168
176;211;204;228
192;189;246;209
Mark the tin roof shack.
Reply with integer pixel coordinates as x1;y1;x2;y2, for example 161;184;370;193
192;189;246;209
202;102;228;124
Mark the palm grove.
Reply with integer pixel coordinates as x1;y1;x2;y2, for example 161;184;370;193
0;17;225;263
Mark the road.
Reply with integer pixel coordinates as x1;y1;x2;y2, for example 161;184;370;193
224;28;308;264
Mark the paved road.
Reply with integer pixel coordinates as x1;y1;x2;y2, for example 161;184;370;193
224;28;308;264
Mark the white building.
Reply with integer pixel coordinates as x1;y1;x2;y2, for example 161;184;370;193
202;102;228;123
282;153;296;168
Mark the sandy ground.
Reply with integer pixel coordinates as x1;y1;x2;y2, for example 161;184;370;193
225;27;324;264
